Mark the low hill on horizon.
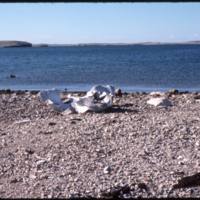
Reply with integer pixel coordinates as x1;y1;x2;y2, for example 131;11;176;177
0;40;32;48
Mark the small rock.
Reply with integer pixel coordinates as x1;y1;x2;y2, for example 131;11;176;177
115;88;122;97
39;174;49;180
5;89;11;94
147;97;172;107
69;193;81;198
39;131;53;135
194;95;200;100
14;119;31;124
71;118;82;121
25;148;35;155
138;183;148;191
49;122;56;126
29;174;37;179
36;160;47;167
10;178;18;183
30;90;39;95
168;89;179;95
10;178;22;183
103;166;111;174
177;155;183;160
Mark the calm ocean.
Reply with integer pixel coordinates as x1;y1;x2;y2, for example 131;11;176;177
0;45;200;92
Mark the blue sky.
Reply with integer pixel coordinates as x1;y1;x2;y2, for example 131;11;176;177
0;3;200;44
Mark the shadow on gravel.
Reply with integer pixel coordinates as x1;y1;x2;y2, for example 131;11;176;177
99;183;149;198
172;173;200;189
100;185;132;198
168;173;200;197
120;103;135;107
102;105;138;114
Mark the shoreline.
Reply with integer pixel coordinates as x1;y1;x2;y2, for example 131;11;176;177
0;88;195;95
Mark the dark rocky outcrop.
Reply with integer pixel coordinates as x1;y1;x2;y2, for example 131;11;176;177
10;74;16;78
0;40;32;48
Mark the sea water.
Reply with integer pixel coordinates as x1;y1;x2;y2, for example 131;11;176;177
0;45;200;92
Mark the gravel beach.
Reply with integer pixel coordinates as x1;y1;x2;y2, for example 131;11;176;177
1;90;200;198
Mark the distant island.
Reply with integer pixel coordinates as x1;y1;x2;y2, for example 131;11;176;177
0;40;32;48
1;40;200;48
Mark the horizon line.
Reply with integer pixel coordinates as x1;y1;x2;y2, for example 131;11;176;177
1;40;200;46
34;40;200;44
37;40;200;45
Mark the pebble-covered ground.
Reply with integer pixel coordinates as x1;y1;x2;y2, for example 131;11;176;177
1;90;200;198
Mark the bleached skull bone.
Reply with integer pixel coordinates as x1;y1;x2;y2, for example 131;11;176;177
39;85;115;113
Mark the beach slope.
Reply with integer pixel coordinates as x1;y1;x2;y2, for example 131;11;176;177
0;91;200;198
